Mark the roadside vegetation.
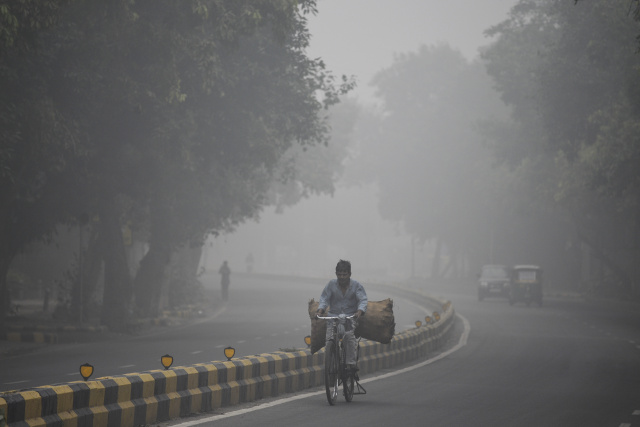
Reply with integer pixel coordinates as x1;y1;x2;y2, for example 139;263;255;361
350;0;640;296
0;0;353;330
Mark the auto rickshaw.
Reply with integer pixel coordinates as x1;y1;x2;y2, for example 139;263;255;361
508;265;543;307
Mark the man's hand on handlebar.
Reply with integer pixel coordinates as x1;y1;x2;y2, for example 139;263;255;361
316;310;363;320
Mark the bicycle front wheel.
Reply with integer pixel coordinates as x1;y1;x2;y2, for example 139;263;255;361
341;343;354;402
324;340;339;405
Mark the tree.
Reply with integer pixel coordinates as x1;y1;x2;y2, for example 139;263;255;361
367;44;509;278
0;0;83;326
126;1;352;317
576;0;640;48
267;98;359;213
483;0;640;294
0;0;352;327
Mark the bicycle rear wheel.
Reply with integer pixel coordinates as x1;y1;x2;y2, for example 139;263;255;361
324;340;339;405
341;343;354;402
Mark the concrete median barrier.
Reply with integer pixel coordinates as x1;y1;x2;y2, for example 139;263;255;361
0;286;454;427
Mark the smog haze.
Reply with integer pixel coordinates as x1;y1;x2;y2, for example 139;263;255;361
203;1;518;281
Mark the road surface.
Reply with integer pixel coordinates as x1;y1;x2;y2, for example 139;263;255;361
160;280;640;427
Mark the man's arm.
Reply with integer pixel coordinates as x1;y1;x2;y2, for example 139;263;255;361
356;283;368;314
317;282;332;314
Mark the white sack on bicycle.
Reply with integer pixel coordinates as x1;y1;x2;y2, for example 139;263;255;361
308;298;395;354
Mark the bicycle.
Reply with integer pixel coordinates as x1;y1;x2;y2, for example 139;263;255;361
317;313;367;405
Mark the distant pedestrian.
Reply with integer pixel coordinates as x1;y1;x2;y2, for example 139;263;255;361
219;261;231;302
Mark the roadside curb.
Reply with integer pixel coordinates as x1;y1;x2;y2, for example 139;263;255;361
0;304;214;348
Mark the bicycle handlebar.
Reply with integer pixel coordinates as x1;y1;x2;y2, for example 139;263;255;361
316;314;357;320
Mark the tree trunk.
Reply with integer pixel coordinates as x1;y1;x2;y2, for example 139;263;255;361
576;226;631;294
99;200;132;332
430;238;442;280
71;227;103;323
0;204;20;331
0;257;11;332
440;254;453;278
169;243;204;308
177;243;204;282
134;240;171;318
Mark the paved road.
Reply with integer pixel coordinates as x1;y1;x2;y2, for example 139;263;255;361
160;281;640;427
0;274;436;391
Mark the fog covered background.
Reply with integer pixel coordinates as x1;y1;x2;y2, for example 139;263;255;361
5;0;640;329
203;0;517;281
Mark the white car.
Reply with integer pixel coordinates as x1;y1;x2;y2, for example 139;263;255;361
478;264;510;301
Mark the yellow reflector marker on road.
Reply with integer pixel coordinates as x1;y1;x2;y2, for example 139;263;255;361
79;363;94;381
224;346;235;360
161;354;174;370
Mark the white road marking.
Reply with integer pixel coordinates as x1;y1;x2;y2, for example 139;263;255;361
191;351;203;355
237;340;246;344
4;380;29;385
633;410;640;415
172;312;471;426
215;344;225;348
119;365;136;368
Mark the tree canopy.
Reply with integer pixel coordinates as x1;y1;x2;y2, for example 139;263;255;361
355;0;640;292
482;0;640;293
0;0;352;328
366;44;509;277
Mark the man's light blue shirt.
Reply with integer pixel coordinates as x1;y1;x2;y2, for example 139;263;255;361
318;279;368;315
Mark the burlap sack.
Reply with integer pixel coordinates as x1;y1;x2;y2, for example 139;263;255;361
308;299;327;354
355;298;395;344
308;298;395;354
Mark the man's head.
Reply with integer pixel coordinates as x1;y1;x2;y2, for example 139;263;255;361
336;259;351;287
336;259;351;274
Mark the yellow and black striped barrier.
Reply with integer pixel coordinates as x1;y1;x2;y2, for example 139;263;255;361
0;290;454;427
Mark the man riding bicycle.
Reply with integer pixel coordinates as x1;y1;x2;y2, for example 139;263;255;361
316;260;368;374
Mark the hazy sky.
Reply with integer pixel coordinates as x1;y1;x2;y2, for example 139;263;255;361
207;1;520;279
307;0;517;104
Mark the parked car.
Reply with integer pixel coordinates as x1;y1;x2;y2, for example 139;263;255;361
477;264;510;301
508;265;543;307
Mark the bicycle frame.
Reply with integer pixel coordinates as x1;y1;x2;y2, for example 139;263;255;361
317;313;366;405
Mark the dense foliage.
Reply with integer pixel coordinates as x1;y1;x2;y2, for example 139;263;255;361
0;0;352;329
483;0;640;294
367;44;509;278
364;0;640;294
